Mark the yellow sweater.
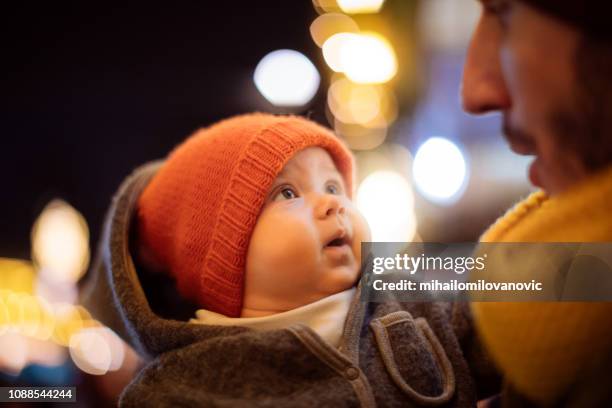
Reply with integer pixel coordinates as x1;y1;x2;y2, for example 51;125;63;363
472;165;612;405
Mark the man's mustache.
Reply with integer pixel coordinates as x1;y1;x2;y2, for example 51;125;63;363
502;116;537;154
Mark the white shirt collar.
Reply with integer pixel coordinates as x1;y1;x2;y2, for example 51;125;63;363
191;287;356;347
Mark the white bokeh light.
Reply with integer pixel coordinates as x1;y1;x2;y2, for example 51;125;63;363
69;327;125;375
338;0;385;14
356;171;416;242
31;200;90;284
412;137;468;204
418;0;480;51
254;49;320;107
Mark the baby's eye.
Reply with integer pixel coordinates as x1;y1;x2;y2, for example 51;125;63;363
325;182;341;195
273;187;298;201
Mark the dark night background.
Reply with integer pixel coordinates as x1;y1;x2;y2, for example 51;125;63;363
2;1;324;260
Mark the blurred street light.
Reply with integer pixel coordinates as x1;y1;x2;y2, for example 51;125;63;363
310;13;359;47
413;137;468;204
31;200;90;284
323;32;397;84
357;170;417;241
338;0;385;14
254;49;320;107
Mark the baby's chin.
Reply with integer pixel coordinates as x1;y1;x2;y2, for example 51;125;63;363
319;265;360;295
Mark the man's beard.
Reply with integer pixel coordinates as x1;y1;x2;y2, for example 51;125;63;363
565;37;612;171
502;79;612;174
505;37;612;173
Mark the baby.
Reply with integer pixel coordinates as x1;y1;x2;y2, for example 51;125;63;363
83;113;498;407
137;113;369;345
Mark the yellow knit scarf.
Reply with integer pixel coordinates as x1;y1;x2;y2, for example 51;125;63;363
472;165;612;405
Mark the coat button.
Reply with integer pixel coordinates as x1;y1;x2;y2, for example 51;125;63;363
345;367;359;380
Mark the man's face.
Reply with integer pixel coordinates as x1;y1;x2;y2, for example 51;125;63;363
462;0;588;195
242;147;370;317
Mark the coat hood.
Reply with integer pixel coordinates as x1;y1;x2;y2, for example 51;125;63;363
79;162;249;359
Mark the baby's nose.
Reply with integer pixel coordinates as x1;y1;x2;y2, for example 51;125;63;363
316;194;346;219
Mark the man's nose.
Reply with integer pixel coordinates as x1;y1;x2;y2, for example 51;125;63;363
461;13;511;114
315;194;346;219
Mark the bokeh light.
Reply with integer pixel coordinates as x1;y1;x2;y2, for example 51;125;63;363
312;0;341;14
0;334;28;374
322;33;354;72
413;137;468;204
323;32;397;83
69;326;126;375
337;0;385;14
31;200;90;284
0;258;35;292
69;327;114;375
327;77;397;127
310;13;359;47
334;119;387;151
418;0;480;51
253;49;320;107
328;78;380;124
357;171;417;241
0;296;8;337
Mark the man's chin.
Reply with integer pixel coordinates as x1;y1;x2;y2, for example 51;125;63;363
502;118;537;156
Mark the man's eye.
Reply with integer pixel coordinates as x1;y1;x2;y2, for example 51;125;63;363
484;0;511;20
274;187;298;201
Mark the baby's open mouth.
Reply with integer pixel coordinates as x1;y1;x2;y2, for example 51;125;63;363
323;231;352;261
326;237;348;247
324;229;351;249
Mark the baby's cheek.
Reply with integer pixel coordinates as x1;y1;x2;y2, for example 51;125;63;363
250;212;320;273
274;225;320;269
347;209;370;272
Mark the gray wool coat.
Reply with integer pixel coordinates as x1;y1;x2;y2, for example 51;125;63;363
80;162;500;407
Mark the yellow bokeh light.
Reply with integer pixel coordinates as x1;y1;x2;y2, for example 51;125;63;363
327;77;398;140
322;32;354;72
328;78;379;125
33;297;56;341
0;258;35;293
343;32;397;83
52;303;85;346
0;284;119;376
323;32;397;84
19;294;41;338
31;199;90;284
310;13;359;48
338;0;385;14
0;296;8;337
312;0;341;14
334;119;387;151
4;291;24;331
347;85;381;123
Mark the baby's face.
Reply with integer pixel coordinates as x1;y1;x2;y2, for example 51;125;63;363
242;147;370;317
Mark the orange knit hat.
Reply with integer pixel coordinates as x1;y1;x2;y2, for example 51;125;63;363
137;113;354;317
